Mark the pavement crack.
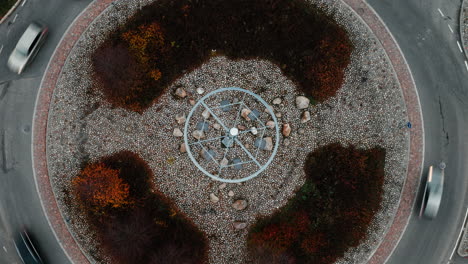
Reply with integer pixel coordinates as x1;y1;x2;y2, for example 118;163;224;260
0;81;10;102
0;132;6;173
438;95;449;146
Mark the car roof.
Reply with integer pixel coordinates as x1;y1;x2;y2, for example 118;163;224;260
16;23;43;54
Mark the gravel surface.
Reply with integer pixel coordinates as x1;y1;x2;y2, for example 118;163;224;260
462;1;468;60
46;0;410;263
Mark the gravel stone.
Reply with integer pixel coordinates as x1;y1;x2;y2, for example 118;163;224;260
176;87;187;98
301;111;311;123
210;193;219;203
192;130;205;140
173;128;183;137
233;221;247;230
196;88;205;95
202;109;211;119
241;109;251;121
264;137;273;151
232;200;248;211
282;123;291;137
180;143;187;153
175;113;186;124
250;127;258;135
266;120;275;129
273;98;282;105
296;96;310;109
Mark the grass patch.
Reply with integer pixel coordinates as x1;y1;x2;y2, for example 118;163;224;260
92;0;353;113
247;143;386;264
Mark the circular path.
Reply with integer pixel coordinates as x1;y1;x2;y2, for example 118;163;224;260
32;0;424;263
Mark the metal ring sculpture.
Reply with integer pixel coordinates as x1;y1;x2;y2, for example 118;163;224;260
184;87;280;183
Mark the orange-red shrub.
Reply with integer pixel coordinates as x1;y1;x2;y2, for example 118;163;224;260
121;22;166;65
73;151;208;264
73;162;130;210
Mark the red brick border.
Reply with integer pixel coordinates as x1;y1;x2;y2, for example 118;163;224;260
32;1;114;263
31;0;423;263
340;1;424;263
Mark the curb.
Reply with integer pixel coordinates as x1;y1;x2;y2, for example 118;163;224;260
0;0;23;25
32;1;114;263
459;0;468;60
31;0;424;263
341;1;424;264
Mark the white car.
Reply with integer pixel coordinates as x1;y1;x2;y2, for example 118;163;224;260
7;22;48;74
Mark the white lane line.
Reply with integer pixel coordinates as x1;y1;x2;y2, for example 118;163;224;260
465;206;468;221
21;0;27;6
450;207;468;259
457;41;463;53
0;45;3;56
465;61;468;72
12;14;18;23
448;24;454;33
450;224;465;259
2;246;6;252
438;8;445;17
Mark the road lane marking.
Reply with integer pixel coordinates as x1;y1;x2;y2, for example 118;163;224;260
2;246;6;252
438;8;445;17
457;41;463;53
0;45;3;56
450;207;468;259
448;24;453;33
465;61;468;72
21;0;27;6
12;14;18;23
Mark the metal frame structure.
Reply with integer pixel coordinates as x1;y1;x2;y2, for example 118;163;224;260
184;87;280;183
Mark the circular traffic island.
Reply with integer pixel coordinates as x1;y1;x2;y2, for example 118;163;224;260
36;0;420;263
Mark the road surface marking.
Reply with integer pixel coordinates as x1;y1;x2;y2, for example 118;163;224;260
0;45;3;56
12;14;18;23
448;24;454;33
21;0;27;6
449;227;462;259
457;41;463;53
465;61;468;72
449;207;468;259
438;8;445;17
2;246;6;252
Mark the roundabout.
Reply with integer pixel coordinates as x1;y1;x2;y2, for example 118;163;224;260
31;0;423;263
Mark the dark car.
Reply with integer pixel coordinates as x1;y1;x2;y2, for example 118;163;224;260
14;230;44;264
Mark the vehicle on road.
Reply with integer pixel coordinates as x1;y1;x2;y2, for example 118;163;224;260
419;163;445;219
14;229;44;264
7;22;48;74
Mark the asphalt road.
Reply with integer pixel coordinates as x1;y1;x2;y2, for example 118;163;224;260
367;0;468;263
0;0;467;263
0;0;92;263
